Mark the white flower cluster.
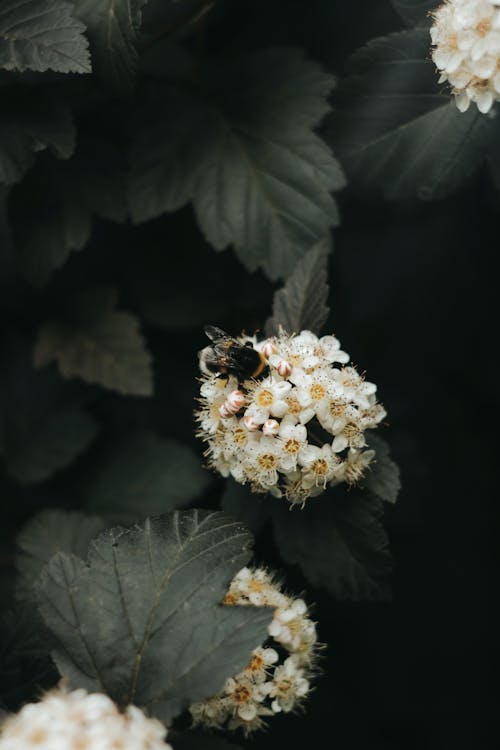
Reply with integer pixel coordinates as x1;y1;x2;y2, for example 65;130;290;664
189;567;318;734
431;0;500;113
196;329;385;505
0;688;172;750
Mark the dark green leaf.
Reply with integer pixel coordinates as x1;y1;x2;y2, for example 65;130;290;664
0;89;75;186
37;510;272;722
221;480;271;535
128;47;345;280
0;0;91;73
364;434;401;504
5;406;99;484
85;432;211;522
272;490;392;601
392;1;439;26
75;0;147;93
16;509;106;599
11;141;126;285
327;29;497;200
34;288;153;396
264;239;330;337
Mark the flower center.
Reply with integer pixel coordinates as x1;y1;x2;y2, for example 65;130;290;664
275;677;293;695
258;453;278;469
233;427;248;445
223;592;238;605
248;654;264;672
284;438;300;454
312;458;328;475
289;354;302;366
233;685;251;704
329;399;346;417
257;389;274;407
309;383;326;400
287;396;302;415
477;18;491;36
343;423;360;440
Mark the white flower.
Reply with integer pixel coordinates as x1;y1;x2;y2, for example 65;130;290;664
195;328;386;505
269;656;310;713
431;0;500;113
0;688;171;750
190;567;319;735
299;443;342;489
245;377;292;424
277;415;308;470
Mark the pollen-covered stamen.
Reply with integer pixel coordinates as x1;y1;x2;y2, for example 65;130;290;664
309;383;326;401
256;389;274;407
284;439;301;455
258;453;278;470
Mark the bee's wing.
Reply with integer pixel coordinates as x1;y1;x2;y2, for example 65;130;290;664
204;324;231;343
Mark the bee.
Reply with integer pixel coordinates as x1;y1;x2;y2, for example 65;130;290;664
199;325;267;381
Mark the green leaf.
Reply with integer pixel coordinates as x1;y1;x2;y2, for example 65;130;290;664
128;47;345;280
11;141;127;286
221;480;271;535
0;0;91;73
5;406;99;484
75;0;147;93
85;432;211;522
16;509;106;599
0;89;75;186
327;29;497;200
264;239;330;337
34;288;153;396
364;434;401;504
37;510;272;723
391;1;438;26
272;490;392;601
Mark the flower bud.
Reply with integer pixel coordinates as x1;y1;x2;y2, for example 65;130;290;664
262;419;280;436
243;415;260;431
261;341;278;358
226;389;246;413
219;403;233;419
276;359;293;378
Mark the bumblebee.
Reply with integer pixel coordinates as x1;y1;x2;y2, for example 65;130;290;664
199;325;267;381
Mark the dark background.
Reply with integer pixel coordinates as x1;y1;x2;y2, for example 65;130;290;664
0;2;496;749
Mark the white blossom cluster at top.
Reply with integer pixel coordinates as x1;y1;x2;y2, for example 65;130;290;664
431;0;500;113
195;329;386;505
0;688;171;750
189;566;319;734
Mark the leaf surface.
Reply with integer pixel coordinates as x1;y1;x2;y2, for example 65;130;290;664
272;490;392;601
327;29;496;200
37;510;272;722
0;0;91;73
264;239;330;336
128;47;345;279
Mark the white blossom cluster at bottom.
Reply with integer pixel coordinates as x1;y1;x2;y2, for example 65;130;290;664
189;567;319;734
0;688;172;750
